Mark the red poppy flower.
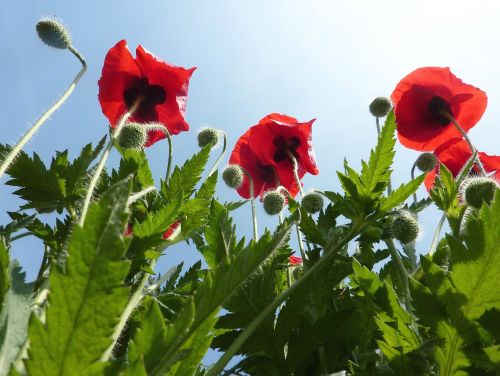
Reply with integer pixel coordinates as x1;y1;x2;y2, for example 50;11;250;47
98;40;196;147
391;67;487;151
228;114;319;199
289;255;303;266
424;138;500;191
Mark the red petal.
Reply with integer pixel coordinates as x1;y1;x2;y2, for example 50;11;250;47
98;40;142;126
258;113;299;125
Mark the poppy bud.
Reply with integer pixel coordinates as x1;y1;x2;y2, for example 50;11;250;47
117;123;147;149
391;211;420;244
197;128;220;148
301;192;324;214
222;165;244;189
415;152;437;173
369;96;392;117
461;177;499;209
36;19;72;49
262;190;285;215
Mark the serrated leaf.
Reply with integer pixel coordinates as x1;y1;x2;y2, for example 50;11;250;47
0;241;9;309
359;111;396;199
24;180;132;376
0;263;33;375
147;219;293;375
379;174;425;213
199;200;236;269
224;200;248;211
162;146;211;203
196;172;218;201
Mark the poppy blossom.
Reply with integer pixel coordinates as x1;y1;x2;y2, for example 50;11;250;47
391;67;487;151
289;255;303;266
98;40;196;147
228;114;319;199
424;138;500;191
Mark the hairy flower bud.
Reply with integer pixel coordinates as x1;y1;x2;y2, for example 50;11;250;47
36;19;72;49
391;211;420;244
415;152;437;173
197;128;220;148
222;165;244;189
262;190;285;215
301;192;324;214
369;96;392;117
461;177;499;209
117;123;147;149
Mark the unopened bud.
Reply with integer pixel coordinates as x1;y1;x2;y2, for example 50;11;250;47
462;177;499;209
262;190;285;215
369;97;392;117
117;123;147;149
391;211;420;244
301;192;324;214
197;128;220;148
36;19;72;49
415;152;437;173
222;165;244;189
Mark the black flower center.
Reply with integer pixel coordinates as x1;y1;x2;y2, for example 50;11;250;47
123;77;166;117
427;96;452;125
272;136;301;163
257;162;277;184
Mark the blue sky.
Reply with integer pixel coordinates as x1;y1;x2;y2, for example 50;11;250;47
2;1;500;282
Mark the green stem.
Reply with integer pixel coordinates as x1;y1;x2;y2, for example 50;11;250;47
101;261;155;361
287;152;303;198
207;132;226;176
9;232;31;242
385;239;413;312
78;98;142;226
410;162;418;215
0;46;86;180
127;186;157;206
240;167;258;241
164;129;173;183
440;110;487;176
429;213;446;256
206;225;363;376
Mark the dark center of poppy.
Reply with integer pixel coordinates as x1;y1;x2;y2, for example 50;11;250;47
272;136;301;163
256;162;277;184
427;96;452;125
123;77;166;111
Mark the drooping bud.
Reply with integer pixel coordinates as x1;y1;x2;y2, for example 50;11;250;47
301;192;324;214
369;97;392;117
197;128;220;148
262;190;285;215
415;152;437;173
461;177;499;209
391;211;420;244
36;19;72;49
222;165;244;189
117;123;147;149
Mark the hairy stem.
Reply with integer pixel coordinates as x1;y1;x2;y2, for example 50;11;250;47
79;98;142;225
127;186;157;206
385;239;413;313
207;132;226;177
0;46;86;180
240;167;258;241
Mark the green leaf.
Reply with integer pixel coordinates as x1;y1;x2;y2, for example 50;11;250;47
199;200;236;269
196;172;218;201
24;180;132;376
161;146;211;203
359;111;396;200
148;219;294;375
379;174;425;213
0;263;33;375
0;241;9;309
413;192;500;375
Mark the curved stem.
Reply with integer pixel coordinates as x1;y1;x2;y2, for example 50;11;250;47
208;132;226;177
79;98;142;226
287;152;303;198
101;261;155;361
206;225;363;376
429;212;446;256
240;167;258;241
410;162;418;217
385;239;413;313
375;116;381;135
164;129;173;183
440;110;487;176
0;46;87;180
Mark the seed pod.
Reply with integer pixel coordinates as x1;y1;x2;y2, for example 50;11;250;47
117;123;147;149
369;96;392;117
222;165;244;189
462;177;499;209
197;128;220;148
262;190;285;215
36;19;72;49
391;211;420;244
301;192;324;214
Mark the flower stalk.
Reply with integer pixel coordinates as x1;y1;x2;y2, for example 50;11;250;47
0;46;86;180
240;167;258;241
79;97;142;226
